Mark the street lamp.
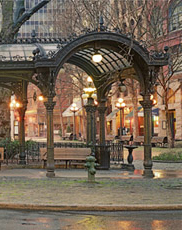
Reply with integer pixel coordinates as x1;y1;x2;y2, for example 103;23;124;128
82;76;96;99
10;99;22;109
82;77;97;147
150;95;157;137
115;98;126;140
70;103;79;140
9;97;23;140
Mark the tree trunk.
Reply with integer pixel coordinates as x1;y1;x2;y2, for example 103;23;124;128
57;94;65;137
128;79;139;139
166;109;174;148
0;0;14;40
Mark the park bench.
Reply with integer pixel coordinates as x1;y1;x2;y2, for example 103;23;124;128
121;135;131;144
40;147;91;168
134;136;144;145
151;136;168;147
62;133;72;140
0;147;4;170
134;136;168;147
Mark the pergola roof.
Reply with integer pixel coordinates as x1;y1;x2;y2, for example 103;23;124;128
0;31;169;96
0;39;131;75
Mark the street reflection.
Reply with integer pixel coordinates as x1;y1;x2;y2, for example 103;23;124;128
70;217;139;230
152;220;174;230
1;210;182;230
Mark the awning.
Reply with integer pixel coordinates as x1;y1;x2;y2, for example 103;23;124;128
62;98;86;117
125;106;142;118
126;107;159;118
106;109;119;121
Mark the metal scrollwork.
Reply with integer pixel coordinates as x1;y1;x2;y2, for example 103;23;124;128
140;99;153;109
97;106;107;114
149;50;169;61
44;100;56;111
0;55;6;61
35;69;56;98
148;66;159;94
47;50;56;59
84;105;97;113
12;55;24;61
11;82;23;98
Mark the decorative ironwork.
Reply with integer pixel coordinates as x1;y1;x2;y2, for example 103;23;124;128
149;49;169;61
44;100;56;111
0;55;6;61
35;70;56;98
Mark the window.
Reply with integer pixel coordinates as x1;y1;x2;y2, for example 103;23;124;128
169;1;182;31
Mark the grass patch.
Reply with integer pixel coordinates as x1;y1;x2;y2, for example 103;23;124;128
152;149;182;161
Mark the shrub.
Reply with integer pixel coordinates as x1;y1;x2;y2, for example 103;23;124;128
0;138;38;160
58;128;62;137
153;150;182;161
0;138;20;159
66;126;71;133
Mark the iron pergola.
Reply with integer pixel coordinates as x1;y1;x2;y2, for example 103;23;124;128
0;26;168;177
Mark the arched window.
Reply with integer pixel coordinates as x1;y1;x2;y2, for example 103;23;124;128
169;1;182;31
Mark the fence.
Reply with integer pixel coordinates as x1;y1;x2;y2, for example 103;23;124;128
2;141;124;165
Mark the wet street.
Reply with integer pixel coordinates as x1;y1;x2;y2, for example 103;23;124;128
0;210;182;230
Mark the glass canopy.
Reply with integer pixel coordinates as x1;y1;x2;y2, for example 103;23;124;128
0;41;132;75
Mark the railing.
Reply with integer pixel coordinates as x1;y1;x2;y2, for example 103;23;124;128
2;141;124;165
109;142;124;163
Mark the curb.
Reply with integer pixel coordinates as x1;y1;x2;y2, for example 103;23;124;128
0;203;182;212
153;160;182;163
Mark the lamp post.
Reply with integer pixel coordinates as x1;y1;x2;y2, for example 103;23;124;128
70;103;79;140
82;77;97;146
10;97;22;140
115;98;126;141
150;95;157;137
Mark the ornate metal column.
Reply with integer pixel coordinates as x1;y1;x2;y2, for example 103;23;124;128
97;102;107;146
140;95;154;177
97;101;109;169
44;97;56;178
35;68;56;178
84;97;97;146
18;101;27;165
140;66;159;177
15;81;27;165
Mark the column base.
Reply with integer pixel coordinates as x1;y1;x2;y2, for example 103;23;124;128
121;163;135;171
143;169;154;178
19;160;26;165
46;171;55;178
96;166;109;170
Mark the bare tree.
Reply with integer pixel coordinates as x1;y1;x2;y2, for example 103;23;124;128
111;0;182;147
141;0;182;147
0;0;50;40
55;64;88;139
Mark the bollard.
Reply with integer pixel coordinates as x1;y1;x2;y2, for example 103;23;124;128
85;155;99;183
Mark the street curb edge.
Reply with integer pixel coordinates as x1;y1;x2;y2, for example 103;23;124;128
0;204;182;211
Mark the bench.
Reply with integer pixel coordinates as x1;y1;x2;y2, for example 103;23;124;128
151;136;168;147
134;136;168;147
40;147;91;168
121;136;131;144
62;133;72;140
0;147;4;170
134;136;144;145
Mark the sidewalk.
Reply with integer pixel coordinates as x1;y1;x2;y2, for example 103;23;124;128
0;164;182;211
